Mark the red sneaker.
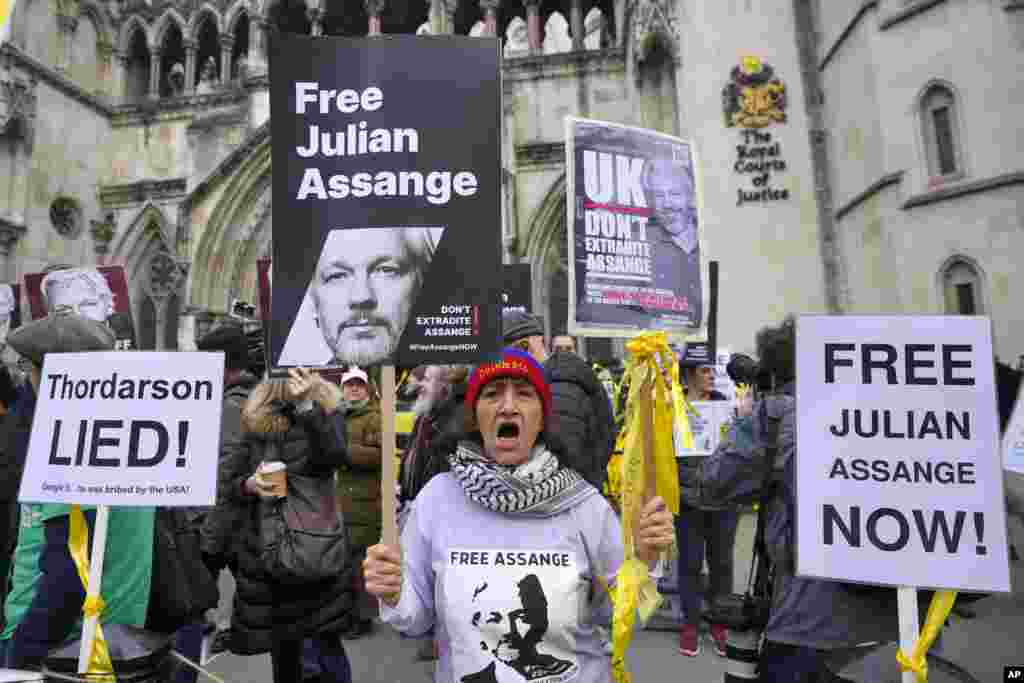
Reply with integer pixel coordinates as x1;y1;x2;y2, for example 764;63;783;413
678;623;701;657
710;623;728;657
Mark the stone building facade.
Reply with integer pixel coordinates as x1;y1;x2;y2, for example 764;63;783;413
0;0;1020;362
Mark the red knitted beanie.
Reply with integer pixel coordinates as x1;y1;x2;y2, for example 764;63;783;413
465;348;552;417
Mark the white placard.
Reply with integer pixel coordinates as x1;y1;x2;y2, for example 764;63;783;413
676;400;733;457
18;352;224;507
1003;382;1024;475
795;315;1010;593
713;347;737;401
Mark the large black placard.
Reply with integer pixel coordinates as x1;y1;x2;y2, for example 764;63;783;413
270;35;502;368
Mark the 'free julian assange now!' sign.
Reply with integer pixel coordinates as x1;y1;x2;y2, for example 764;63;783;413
795;315;1011;593
18;352;224;507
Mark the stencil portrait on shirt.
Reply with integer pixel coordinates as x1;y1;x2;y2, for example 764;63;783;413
446;548;582;683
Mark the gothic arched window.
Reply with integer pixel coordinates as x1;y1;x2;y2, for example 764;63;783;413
941;258;984;315
919;83;964;183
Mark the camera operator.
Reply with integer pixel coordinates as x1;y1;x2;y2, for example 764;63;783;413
685;317;902;682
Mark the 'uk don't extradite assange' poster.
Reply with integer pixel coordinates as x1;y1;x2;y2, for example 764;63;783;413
269;35;502;369
566;117;705;340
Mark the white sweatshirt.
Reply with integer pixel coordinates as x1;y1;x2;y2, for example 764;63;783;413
381;473;624;683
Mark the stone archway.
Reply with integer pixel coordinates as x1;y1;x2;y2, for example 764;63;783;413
524;173;620;360
183;127;272;346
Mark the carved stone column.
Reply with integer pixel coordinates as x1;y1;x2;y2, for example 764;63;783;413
480;0;500;35
56;13;79;74
427;0;445;35
97;41;114;94
0;70;37;267
443;0;457;33
570;0;583;51
183;39;197;93
524;0;542;54
220;34;234;83
307;7;324;36
146;250;186;351
365;0;386;35
246;19;269;76
149;47;162;99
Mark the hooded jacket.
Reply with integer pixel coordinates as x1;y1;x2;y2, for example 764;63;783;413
544;352;616;490
201;370;259;562
223;384;356;654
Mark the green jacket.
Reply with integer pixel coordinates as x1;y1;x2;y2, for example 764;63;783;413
335;399;382;548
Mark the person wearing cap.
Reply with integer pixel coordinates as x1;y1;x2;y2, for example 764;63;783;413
675;341;736;658
502;311;616;492
362;348;675;683
0;309;156;670
334;365;383;640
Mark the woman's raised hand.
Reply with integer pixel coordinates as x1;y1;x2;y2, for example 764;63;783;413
363;543;403;607
634;496;675;563
287;367;316;402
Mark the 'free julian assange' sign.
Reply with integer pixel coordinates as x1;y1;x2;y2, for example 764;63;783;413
18;352;224;507
269;35;501;369
795;315;1010;592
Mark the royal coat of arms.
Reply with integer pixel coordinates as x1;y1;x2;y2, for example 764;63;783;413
722;56;787;128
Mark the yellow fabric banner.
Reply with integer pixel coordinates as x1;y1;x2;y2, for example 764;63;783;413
609;332;684;683
0;0;14;44
68;505;117;682
896;590;958;683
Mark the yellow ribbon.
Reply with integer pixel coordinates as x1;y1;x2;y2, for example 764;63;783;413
69;505;117;682
609;332;683;683
896;590;957;683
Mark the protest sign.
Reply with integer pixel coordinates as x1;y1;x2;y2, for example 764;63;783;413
18;352;223;507
269;35;502;369
1004;380;1024;475
713;347;737;402
566;117;705;339
502;263;532;316
795;315;1010;592
25;266;137;351
675;400;732;457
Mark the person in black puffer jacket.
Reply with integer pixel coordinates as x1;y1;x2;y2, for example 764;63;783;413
223;369;356;683
502;312;616;491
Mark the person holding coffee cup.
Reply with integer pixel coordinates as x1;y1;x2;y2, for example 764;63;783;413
225;367;358;683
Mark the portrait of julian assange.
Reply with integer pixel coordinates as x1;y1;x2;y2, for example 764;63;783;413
278;227;444;368
0;284;16;350
39;267;135;349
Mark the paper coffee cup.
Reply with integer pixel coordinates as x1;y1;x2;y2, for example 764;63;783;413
259;461;288;497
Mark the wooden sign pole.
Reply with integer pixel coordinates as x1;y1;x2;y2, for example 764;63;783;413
380;365;398;546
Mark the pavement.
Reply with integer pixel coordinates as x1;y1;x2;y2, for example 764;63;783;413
201;511;1024;682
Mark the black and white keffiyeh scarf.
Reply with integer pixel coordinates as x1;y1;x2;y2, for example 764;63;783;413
448;441;596;517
